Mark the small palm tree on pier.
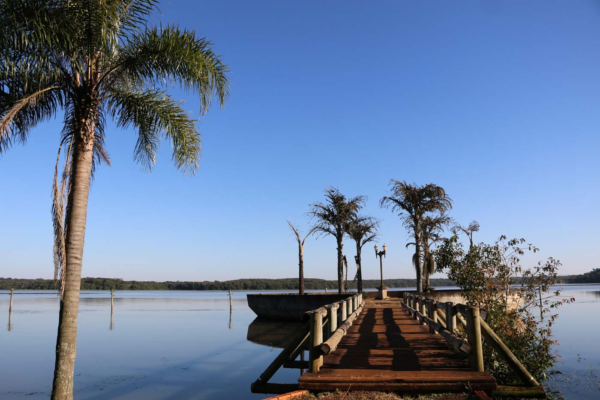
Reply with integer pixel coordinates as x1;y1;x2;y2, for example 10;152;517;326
346;215;379;293
287;221;317;295
380;181;452;292
407;214;451;291
309;187;365;294
454;220;480;249
0;1;228;398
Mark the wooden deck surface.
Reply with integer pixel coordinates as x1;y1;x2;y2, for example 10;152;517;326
298;299;497;393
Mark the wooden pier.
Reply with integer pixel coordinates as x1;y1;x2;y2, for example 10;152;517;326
298;299;495;392
252;293;546;398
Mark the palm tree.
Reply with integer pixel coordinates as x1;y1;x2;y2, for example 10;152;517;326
346;215;379;293
0;2;228;398
408;214;451;292
308;187;365;294
454;220;480;249
287;221;317;295
380;181;452;293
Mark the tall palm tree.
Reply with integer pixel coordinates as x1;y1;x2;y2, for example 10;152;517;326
407;214;451;292
346;215;379;293
454;220;480;249
308;187;365;294
380;181;452;292
0;2;228;398
287;221;317;295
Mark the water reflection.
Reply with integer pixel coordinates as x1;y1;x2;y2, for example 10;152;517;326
246;318;303;348
0;286;598;399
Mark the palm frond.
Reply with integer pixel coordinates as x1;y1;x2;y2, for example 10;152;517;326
110;25;229;114
107;88;200;174
0;86;63;153
308;187;366;240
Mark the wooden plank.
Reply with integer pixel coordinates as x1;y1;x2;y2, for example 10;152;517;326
299;381;496;392
300;369;496;383
492;385;546;398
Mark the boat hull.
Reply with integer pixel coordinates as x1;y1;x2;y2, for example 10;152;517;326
247;293;350;321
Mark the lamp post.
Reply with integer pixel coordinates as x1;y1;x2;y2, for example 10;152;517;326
375;244;387;299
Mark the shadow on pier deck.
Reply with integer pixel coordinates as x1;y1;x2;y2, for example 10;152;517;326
298;300;496;393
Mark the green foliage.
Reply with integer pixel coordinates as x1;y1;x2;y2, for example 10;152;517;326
435;235;574;384
0;277;455;291
568;268;600;283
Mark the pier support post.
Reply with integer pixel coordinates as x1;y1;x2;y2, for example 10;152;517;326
309;311;324;373
466;306;484;372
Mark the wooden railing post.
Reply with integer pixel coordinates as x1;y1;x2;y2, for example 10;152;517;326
340;300;347;321
445;302;455;333
308;311;324;373
347;298;353;315
328;304;338;338
426;299;438;334
420;297;427;325
466;306;484;372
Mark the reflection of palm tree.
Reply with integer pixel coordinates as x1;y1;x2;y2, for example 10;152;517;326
0;2;228;397
381;181;452;292
309;188;365;294
347;216;379;293
287;222;317;295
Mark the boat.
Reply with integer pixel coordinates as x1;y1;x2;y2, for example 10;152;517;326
247;293;350;321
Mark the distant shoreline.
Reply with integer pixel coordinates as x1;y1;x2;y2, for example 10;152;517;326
0;277;456;291
1;272;597;291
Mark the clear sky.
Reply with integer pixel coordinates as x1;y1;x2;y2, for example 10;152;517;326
1;0;599;282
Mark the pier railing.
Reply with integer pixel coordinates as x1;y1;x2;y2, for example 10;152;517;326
252;293;363;394
402;292;540;388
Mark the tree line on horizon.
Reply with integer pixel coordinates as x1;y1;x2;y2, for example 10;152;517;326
0;277;457;291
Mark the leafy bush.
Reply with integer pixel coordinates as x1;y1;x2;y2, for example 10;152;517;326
435;235;574;384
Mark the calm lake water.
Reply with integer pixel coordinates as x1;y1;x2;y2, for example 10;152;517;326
0;285;598;399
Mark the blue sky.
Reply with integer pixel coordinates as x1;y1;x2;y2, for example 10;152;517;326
1;0;599;281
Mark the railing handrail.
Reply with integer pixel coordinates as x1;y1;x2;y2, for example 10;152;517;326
305;293;363;372
402;292;540;387
252;292;364;392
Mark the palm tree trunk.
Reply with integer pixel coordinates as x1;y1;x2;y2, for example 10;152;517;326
356;242;363;293
337;236;344;294
298;244;304;295
414;231;423;293
51;132;95;400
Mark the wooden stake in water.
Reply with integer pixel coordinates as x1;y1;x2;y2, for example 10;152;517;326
110;289;115;330
8;288;13;332
229;289;232;329
9;288;14;315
